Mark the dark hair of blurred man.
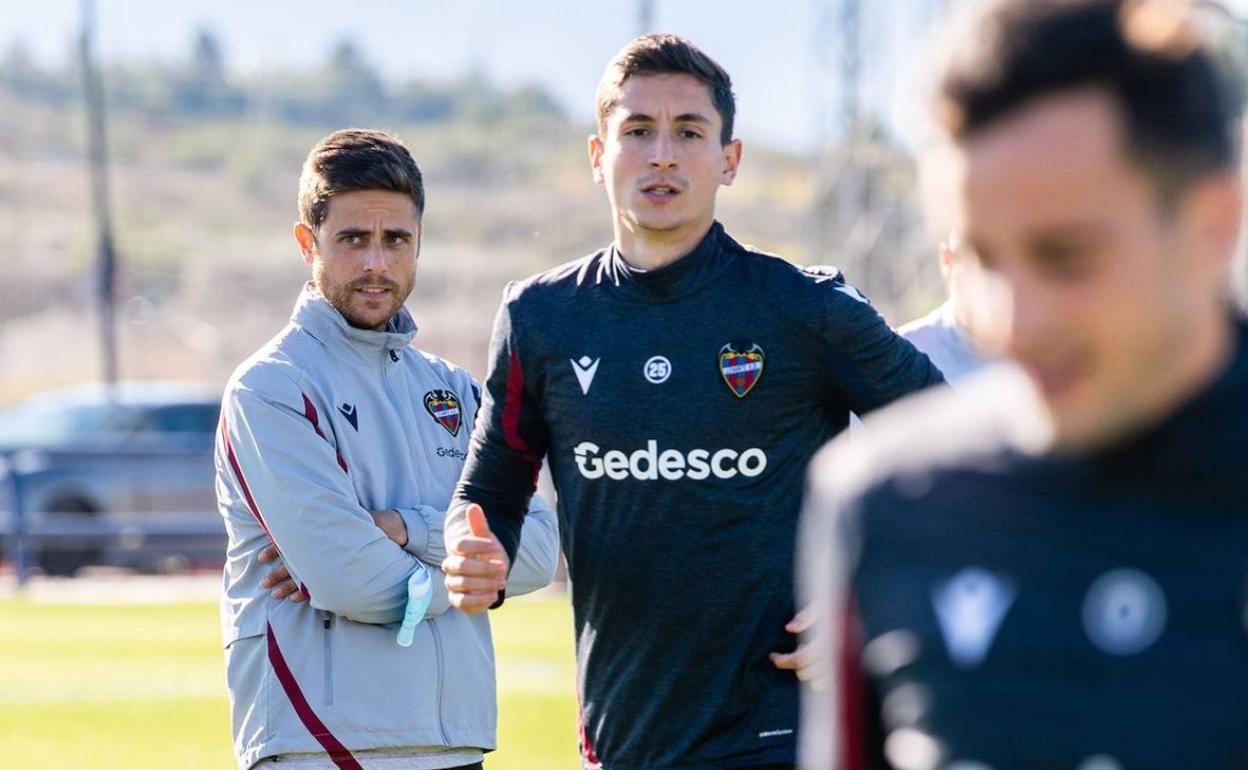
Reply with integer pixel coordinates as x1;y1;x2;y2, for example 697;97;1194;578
799;1;1246;768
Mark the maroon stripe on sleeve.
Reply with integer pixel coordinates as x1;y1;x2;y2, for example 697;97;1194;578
223;412;311;602
838;594;867;770
267;623;363;770
222;414;274;543
301;393;326;438
501;350;530;453
577;703;603;770
301;393;349;473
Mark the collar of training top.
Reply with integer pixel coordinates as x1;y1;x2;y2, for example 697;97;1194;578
290;282;418;361
600;221;735;304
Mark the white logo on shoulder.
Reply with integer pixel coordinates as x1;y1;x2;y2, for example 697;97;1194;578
644;356;671;384
1082;568;1167;656
932;567;1016;668
835;283;870;304
570;356;601;395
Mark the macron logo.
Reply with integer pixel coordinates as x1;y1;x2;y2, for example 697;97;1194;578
932;567;1015;668
570;356;601;395
338;403;358;431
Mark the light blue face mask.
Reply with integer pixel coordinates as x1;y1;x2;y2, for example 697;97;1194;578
396;564;435;647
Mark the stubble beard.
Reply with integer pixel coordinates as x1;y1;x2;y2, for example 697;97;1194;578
313;261;413;331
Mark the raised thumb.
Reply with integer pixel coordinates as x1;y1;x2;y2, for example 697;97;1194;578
466;503;492;538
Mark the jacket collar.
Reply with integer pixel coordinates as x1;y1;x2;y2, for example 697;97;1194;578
290;282;417;361
598;221;735;303
939;300;991;366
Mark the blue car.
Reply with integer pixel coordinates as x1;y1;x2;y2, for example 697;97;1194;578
0;381;224;575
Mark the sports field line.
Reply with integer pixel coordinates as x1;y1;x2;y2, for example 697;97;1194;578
0;572;223;604
0;658;571;707
0;681;225;706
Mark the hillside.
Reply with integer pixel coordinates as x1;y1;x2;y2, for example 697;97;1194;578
0;75;939;402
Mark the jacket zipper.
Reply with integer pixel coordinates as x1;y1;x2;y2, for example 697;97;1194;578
382;347;430;502
383;345;449;740
428;619;452;743
382;346;439;511
323;610;334;706
382;349;401;406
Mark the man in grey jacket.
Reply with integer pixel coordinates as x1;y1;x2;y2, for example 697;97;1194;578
215;129;560;770
898;236;995;382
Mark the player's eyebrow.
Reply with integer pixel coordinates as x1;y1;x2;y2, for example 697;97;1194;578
383;229;415;240
673;113;712;125
334;227;370;239
620;112;712;125
1025;219;1114;245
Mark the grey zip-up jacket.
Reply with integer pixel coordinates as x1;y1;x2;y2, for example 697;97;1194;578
215;284;560;769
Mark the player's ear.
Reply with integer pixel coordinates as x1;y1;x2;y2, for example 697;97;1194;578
721;138;742;186
294;222;317;266
939;240;956;278
1180;171;1242;276
589;133;606;186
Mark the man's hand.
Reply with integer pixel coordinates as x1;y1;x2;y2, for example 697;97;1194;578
370;509;409;548
769;607;824;683
258;543;306;602
441;504;509;614
259;510;409;602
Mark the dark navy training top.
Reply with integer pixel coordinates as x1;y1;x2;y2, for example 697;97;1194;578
455;222;943;769
801;319;1248;770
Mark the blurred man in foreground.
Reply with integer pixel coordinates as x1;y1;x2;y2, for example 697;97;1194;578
442;34;942;770
800;0;1247;767
215;129;559;769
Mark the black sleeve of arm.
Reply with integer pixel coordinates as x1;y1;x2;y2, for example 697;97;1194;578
818;277;945;415
451;286;549;564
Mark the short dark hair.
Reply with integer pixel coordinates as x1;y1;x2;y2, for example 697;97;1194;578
937;0;1238;199
596;34;736;145
298;129;425;229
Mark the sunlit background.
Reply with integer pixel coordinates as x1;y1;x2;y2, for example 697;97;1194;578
0;0;994;402
0;0;1244;398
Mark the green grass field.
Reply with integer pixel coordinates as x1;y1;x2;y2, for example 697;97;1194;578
0;593;581;769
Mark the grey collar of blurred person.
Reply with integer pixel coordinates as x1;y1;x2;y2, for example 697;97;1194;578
291;282;417;366
939;300;978;348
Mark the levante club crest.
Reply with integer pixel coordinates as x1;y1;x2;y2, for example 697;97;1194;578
718;343;764;398
423;390;462;437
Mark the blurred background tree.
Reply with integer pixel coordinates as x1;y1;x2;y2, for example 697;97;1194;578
1;0;1241;403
